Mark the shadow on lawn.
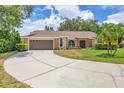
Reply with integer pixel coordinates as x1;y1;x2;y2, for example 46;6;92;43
96;53;124;58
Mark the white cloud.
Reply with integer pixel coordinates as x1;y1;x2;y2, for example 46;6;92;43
32;12;36;16
99;5;118;10
99;5;124;12
19;15;64;36
103;11;124;24
54;5;94;20
44;5;53;10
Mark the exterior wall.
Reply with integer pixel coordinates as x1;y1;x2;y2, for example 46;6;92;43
24;38;29;44
86;39;93;48
53;38;59;49
66;38;69;48
75;38;80;48
76;38;94;48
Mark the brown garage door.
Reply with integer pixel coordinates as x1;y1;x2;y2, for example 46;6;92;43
29;40;53;50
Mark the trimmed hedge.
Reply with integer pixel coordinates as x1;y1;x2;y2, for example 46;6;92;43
95;43;117;50
16;43;28;51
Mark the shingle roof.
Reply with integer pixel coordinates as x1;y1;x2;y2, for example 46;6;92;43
29;30;96;39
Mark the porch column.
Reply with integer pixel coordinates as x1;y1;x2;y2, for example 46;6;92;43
75;38;78;48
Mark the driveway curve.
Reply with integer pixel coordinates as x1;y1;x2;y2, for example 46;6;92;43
4;50;124;88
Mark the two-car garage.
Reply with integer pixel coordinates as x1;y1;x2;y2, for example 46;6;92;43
29;40;53;50
23;37;59;50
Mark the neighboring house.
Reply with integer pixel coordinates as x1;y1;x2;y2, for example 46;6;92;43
122;40;124;44
121;40;124;48
23;30;96;50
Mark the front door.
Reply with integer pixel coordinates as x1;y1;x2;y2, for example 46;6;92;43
80;40;85;48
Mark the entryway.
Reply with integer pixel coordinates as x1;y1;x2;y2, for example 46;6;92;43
80;40;85;48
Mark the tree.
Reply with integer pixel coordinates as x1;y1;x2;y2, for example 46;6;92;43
58;18;99;32
49;26;54;31
97;23;118;56
45;25;49;30
0;5;33;53
0;6;33;28
116;23;124;44
44;25;54;31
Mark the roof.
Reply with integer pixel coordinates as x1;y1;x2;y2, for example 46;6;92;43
28;30;96;39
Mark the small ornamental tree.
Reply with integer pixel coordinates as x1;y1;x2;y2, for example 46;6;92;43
97;23;118;56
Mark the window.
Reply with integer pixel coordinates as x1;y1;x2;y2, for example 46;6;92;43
60;38;63;47
68;40;75;48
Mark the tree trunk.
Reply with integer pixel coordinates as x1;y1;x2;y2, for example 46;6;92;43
113;48;117;56
108;41;112;56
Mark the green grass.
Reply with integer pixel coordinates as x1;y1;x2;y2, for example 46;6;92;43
0;51;30;88
54;49;124;64
0;51;17;59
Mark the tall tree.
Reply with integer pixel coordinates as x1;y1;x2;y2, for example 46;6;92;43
0;5;33;52
58;18;99;32
44;25;54;31
0;5;33;28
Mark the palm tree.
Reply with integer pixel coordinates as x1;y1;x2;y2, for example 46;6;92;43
97;23;118;56
116;24;124;45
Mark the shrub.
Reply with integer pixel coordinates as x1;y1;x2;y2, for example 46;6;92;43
95;43;107;50
0;39;10;53
0;30;20;53
112;44;117;50
20;37;25;43
0;39;7;53
95;43;117;50
16;43;28;51
119;43;124;48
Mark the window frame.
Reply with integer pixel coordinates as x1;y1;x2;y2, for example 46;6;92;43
59;38;63;47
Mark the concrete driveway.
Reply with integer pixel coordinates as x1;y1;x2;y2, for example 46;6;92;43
4;50;124;88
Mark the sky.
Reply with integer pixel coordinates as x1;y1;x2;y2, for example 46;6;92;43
19;5;124;36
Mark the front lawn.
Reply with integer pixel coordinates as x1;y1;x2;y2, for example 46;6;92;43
0;51;30;88
54;49;124;64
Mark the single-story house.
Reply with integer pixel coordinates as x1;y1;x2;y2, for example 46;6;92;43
23;30;96;50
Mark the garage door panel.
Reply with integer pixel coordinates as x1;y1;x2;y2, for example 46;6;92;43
29;40;53;50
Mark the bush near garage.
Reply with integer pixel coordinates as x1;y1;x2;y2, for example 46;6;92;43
16;43;28;52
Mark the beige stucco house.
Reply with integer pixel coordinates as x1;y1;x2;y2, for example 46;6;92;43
23;30;96;50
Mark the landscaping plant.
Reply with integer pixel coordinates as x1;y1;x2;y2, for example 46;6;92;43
97;23;124;56
0;5;33;53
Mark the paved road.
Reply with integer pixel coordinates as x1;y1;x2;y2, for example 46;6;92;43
4;50;124;88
